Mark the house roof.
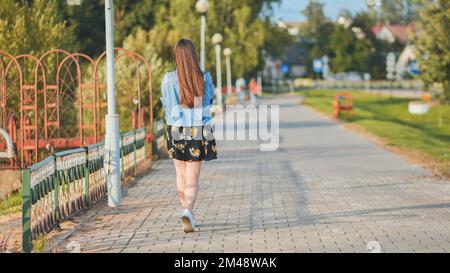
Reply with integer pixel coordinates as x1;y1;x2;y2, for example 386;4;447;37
372;23;415;44
372;23;384;36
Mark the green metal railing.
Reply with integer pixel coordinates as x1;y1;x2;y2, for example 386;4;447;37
22;128;148;252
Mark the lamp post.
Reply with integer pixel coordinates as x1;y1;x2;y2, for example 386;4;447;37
67;1;120;207
322;55;330;80
366;0;382;23
223;48;232;97
104;0;121;207
212;33;223;107
365;0;380;8
196;0;209;72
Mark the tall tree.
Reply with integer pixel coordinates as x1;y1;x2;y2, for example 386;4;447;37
65;1;104;57
327;25;356;73
300;0;328;40
65;0;281;60
379;0;419;24
122;28;172;120
0;0;76;55
261;17;293;61
136;0;280;79
300;5;389;79
415;0;450;102
118;0;282;116
64;0;168;57
299;0;334;75
352;12;386;79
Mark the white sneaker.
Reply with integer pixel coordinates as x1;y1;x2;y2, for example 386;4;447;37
181;208;196;233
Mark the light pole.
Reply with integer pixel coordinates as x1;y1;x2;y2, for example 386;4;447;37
223;48;232;97
212;33;223;107
67;1;120;207
365;0;380;8
104;0;121;207
322;55;330;80
196;0;209;72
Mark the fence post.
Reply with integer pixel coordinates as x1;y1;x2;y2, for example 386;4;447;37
152;123;159;160
120;133;124;180
22;168;32;253
84;148;91;207
144;129;148;160
133;130;137;176
53;157;60;222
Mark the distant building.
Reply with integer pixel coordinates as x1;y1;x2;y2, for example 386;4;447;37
282;41;311;77
372;23;418;79
284;21;302;36
396;44;417;79
263;21;310;81
263;41;311;80
372;23;415;44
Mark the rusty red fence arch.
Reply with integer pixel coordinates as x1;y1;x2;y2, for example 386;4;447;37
0;50;23;168
0;49;154;168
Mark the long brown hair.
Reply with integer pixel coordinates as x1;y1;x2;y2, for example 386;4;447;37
174;39;205;108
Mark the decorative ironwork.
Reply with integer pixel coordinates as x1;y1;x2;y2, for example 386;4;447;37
0;49;154;168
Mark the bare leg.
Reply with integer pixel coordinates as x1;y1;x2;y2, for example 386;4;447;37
173;159;187;208
184;161;202;212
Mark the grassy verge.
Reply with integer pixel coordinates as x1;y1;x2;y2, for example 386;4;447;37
0;191;22;216
300;90;450;177
33;235;48;253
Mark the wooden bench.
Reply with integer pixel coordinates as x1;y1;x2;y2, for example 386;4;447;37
333;92;353;118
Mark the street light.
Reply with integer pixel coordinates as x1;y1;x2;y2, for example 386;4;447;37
366;0;380;8
212;33;223;107
104;0;121;207
196;0;209;72
322;55;330;80
68;0;121;207
223;48;232;97
337;16;351;29
351;26;366;39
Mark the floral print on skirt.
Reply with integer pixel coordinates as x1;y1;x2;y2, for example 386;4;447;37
166;125;218;162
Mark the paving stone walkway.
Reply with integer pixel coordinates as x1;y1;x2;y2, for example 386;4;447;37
56;95;450;253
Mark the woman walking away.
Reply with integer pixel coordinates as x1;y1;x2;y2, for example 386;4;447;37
160;39;218;233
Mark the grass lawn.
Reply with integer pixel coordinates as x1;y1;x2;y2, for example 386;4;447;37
0;191;22;216
300;90;450;176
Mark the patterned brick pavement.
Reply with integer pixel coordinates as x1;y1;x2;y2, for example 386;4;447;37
55;95;450;253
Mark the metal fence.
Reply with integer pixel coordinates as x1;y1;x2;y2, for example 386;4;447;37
120;128;146;179
314;80;424;91
21;128;147;252
263;79;427;93
0;48;154;168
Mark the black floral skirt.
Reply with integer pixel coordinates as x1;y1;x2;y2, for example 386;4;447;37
166;125;218;162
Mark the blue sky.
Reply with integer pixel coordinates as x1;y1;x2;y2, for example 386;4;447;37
271;0;368;22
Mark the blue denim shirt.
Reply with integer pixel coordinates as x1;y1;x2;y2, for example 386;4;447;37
160;70;215;127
